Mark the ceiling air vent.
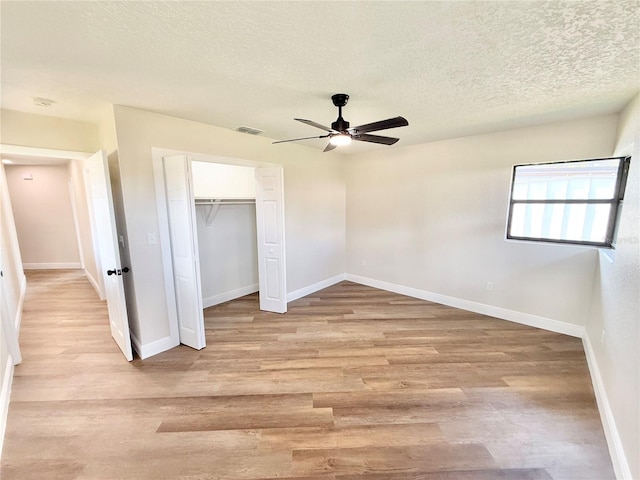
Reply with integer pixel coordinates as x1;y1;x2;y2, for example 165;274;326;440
235;126;264;135
33;97;56;107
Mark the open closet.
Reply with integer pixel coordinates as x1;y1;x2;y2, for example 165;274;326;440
155;150;286;352
191;161;259;309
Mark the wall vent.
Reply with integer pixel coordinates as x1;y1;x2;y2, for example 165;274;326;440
235;126;264;135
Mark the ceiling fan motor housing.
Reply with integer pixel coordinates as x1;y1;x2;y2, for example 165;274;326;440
331;117;350;132
331;94;350;132
331;94;349;107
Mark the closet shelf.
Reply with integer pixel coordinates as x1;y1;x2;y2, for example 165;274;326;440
195;198;256;226
195;197;255;205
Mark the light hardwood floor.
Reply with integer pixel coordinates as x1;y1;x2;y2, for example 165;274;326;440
2;270;614;479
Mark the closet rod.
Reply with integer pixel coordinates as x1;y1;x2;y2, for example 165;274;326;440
194;198;255;205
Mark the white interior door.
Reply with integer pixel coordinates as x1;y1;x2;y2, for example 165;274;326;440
86;150;133;361
162;155;205;350
0;250;22;365
255;167;287;313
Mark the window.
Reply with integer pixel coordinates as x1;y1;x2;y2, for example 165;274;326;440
506;156;630;248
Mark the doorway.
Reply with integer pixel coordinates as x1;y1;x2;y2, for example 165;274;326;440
0;145;134;362
152;149;287;351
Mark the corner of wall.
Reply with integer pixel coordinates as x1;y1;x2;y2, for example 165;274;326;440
0;354;15;459
97;105;118;156
582;331;633;480
583;92;640;480
130;331;179;360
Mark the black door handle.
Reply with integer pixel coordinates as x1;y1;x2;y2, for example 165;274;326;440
108;267;130;276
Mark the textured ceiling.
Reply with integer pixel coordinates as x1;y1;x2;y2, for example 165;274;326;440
1;1;639;153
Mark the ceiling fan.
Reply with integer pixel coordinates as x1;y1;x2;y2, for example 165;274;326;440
273;94;409;152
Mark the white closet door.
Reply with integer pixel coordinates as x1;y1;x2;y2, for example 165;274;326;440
163;155;206;350
255;167;287;313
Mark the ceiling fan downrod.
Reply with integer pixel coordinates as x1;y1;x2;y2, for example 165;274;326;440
331;94;350;132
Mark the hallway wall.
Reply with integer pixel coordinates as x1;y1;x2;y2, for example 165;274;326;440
5;164;80;269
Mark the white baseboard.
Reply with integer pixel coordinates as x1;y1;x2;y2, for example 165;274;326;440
0;354;15;458
130;332;179;360
582;334;632;480
84;269;104;300
346;273;631;477
287;273;346;302
203;283;259;308
345;273;584;338
23;262;82;270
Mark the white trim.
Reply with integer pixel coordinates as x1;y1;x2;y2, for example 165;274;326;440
152;147;278;169
0;354;15;458
0;144;92;161
582;334;632;480
345;273;584;338
203;284;259;308
22;262;82;270
151;147;284;349
14;274;26;334
67;178;85;269
345;273;633;476
130;332;179;360
287;274;346;303
81;163;105;301
84;269;103;300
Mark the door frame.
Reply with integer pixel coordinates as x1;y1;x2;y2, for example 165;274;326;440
0;144;104;297
151;148;287;348
0;144;129;358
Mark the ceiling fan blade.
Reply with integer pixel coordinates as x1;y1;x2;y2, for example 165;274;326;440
272;134;329;144
349;116;409;134
352;133;400;145
323;143;337;152
295;118;336;133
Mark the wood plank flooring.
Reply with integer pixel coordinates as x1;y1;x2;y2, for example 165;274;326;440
1;270;614;479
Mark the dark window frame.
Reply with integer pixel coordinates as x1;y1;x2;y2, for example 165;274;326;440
506;156;630;248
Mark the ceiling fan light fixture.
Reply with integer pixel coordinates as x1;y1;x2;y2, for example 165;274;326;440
273;94;408;152
329;134;352;146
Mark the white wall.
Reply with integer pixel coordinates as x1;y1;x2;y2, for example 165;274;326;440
0;109;99;152
586;93;639;479
192;162;259;306
197;204;258;306
68;159;101;289
192;161;256;199
5;164;81;269
346;115;618;328
111;105;346;347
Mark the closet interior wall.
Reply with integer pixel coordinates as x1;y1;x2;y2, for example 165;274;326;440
192;161;258;308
